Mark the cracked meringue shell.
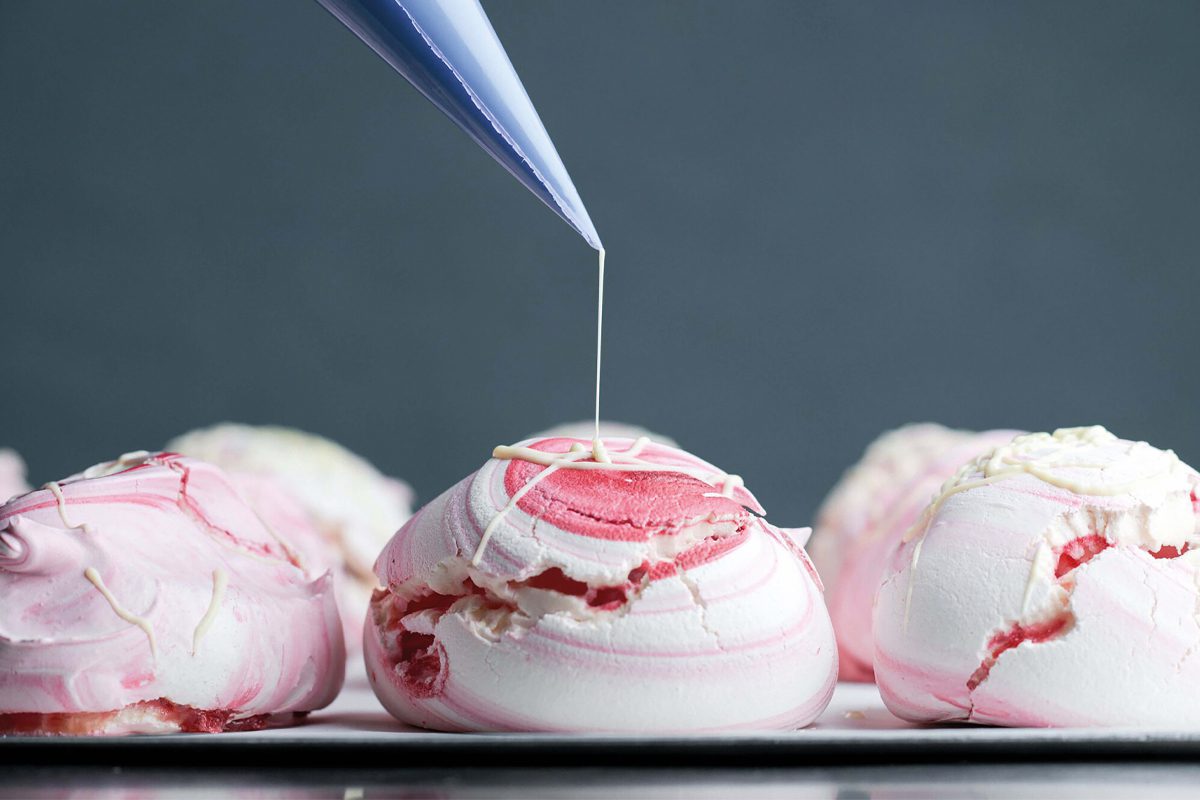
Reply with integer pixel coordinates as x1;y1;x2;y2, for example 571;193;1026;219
873;427;1200;727
0;452;345;735
365;437;837;732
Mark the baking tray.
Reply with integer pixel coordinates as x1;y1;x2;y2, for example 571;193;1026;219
4;680;1200;766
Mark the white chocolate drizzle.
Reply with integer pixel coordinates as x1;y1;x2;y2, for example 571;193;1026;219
192;568;229;655
901;426;1184;625
591;248;607;463
904;427;1181;545
45;451;155;534
80;450;154;480
43;481;88;533
472;248;748;566
84;566;156;658
474;437;745;566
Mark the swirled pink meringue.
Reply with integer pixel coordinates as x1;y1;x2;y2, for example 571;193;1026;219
0;449;30;502
366;437;836;733
167;424;414;654
0;452;345;735
810;425;1019;681
873;427;1200;727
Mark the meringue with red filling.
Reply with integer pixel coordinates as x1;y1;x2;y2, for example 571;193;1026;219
873;426;1200;726
810;424;1019;681
365;436;836;732
0;451;345;735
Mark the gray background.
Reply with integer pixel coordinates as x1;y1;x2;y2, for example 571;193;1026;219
2;1;1197;526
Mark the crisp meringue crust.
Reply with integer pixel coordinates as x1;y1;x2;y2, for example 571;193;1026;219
0;452;345;735
167;423;415;653
366;437;837;732
873;427;1200;727
810;425;1020;681
167;424;413;579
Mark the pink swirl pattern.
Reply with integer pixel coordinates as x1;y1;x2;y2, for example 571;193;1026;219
0;452;345;735
167;423;415;655
873;428;1200;726
811;425;1019;681
365;437;836;732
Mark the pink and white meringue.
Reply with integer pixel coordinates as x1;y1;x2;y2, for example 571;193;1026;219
873;426;1200;727
167;424;414;651
0;451;345;735
0;449;30;501
810;424;1019;681
365;436;836;732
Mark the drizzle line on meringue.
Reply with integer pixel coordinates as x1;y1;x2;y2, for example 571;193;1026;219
904;426;1182;545
43;481;87;532
474;437;745;566
83;566;157;657
902;426;1186;625
192;568;229;655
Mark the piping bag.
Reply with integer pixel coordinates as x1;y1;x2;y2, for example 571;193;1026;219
315;0;602;250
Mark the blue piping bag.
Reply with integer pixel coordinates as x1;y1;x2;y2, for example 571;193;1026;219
316;0;602;250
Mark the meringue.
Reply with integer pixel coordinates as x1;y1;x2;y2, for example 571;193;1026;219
810;424;1018;681
873;426;1200;726
0;452;345;735
0;449;30;501
167;424;414;650
365;436;836;732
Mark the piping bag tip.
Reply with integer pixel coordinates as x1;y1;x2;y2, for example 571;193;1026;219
316;0;601;251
